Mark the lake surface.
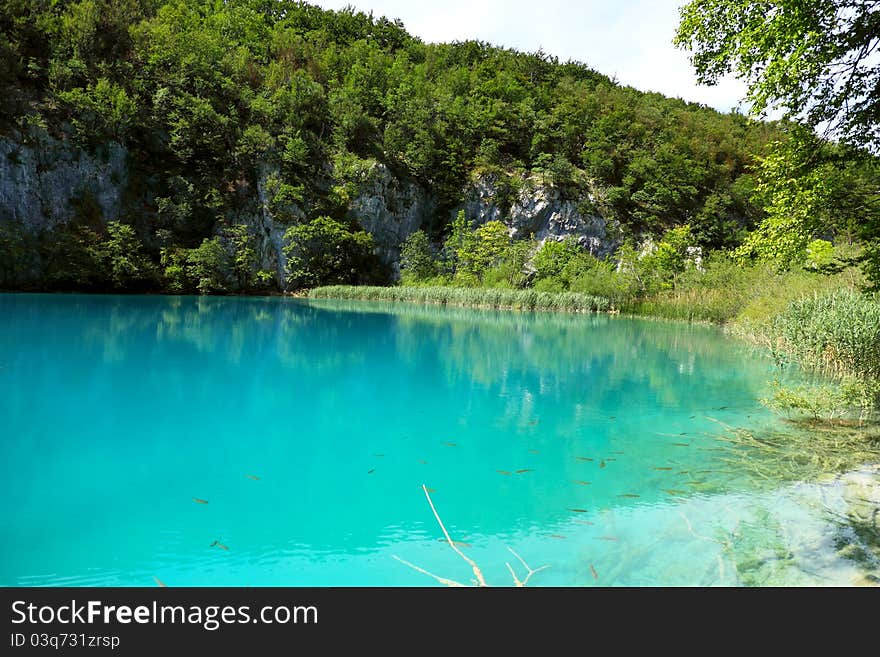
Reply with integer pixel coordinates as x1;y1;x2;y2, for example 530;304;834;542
1;293;877;586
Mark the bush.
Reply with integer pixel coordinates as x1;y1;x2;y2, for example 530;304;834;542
283;216;379;290
399;230;437;283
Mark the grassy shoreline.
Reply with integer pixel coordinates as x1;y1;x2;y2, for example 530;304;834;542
308;285;610;313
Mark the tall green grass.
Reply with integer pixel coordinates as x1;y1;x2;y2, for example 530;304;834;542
758;289;880;381
309;285;610;313
622;260;863;324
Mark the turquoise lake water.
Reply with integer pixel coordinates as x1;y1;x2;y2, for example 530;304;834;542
1;293;876;586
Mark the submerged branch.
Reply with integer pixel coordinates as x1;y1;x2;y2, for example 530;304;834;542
396;484;548;587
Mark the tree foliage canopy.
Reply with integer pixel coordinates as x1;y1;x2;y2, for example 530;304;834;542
675;0;880;151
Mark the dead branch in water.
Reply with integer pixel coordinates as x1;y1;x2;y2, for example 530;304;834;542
505;546;550;587
393;484;549;587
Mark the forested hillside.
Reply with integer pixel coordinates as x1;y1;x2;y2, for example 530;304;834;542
0;0;876;293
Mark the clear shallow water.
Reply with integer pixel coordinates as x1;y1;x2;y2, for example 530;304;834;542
0;293;875;586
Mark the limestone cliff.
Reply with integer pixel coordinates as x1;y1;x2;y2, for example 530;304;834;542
459;173;621;257
0;134;625;287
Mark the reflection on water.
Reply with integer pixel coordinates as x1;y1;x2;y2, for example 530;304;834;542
0;294;877;586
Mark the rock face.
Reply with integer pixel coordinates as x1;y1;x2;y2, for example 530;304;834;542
460;173;621;257
347;163;434;274
0;133;127;232
0;135;627;285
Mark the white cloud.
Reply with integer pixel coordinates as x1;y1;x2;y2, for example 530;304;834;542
311;0;749;112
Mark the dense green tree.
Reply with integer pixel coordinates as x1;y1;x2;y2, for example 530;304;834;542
675;0;880;150
677;0;880;284
282;216;377;289
89;221;156;289
532;238;582;282
399;229;437;283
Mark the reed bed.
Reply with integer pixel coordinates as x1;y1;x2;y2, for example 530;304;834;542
308;285;611;313
757;289;880;381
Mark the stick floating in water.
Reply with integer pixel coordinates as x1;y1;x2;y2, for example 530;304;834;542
210;540;229;551
192;498;209;505
590;564;599;580
496;469;512;475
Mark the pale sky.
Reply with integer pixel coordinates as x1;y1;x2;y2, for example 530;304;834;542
312;0;749;113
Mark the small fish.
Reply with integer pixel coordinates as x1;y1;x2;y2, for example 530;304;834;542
153;576;167;587
600;460;606;469
608;416;616;420
550;534;567;540
612;451;625;455
696;470;714;474
717;406;729;410
663;489;688;495
686;480;705;486
192;498;209;505
528;449;540;454
605;458;617;462
528;420;539;425
418;460;428;465
437;539;471;548
590;564;599;580
573;480;592;485
374;454;385;458
424;487;437;493
574;519;595;525
670;442;690;447
690;415;696;419
210;540;229;551
618;493;640;498
568;508;589;513
245;474;260;481
515;468;533;474
367;469;375;474
679;432;688;435
598;536;619;541
678;470;691;475
652;467;673;471
442;442;457;447
576;456;594;462
496;469;512;475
